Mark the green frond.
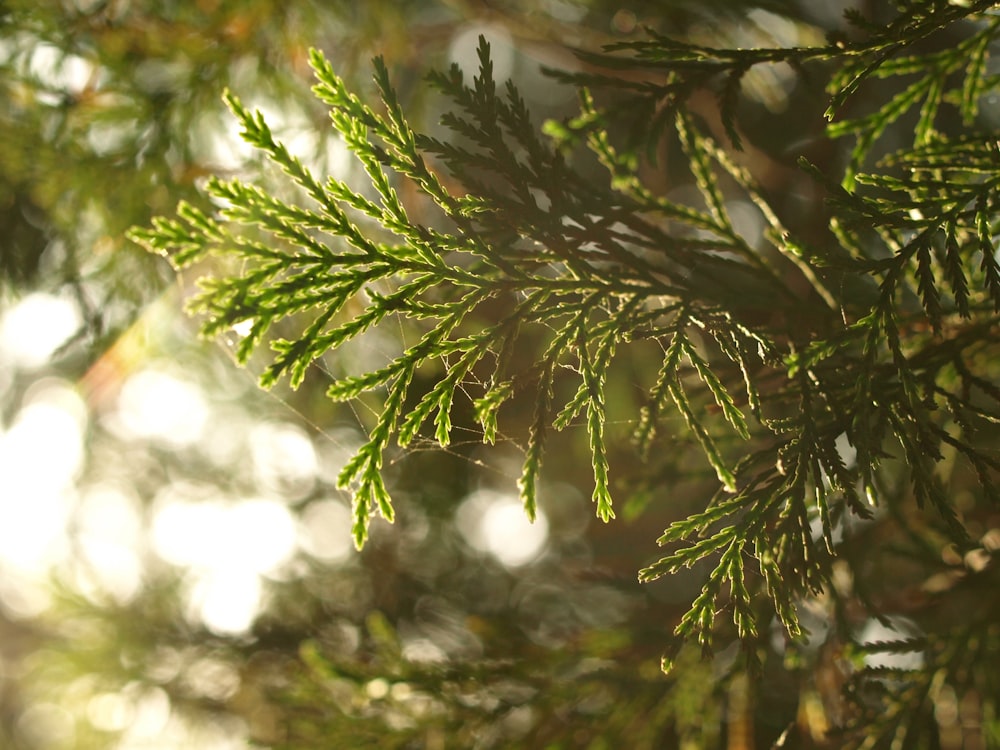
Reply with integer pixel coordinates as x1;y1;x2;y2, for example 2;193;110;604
668;378;737;493
339;363;415;546
944;223;971;318
127;213;209;266
976;192;1000;310
960;21;995;125
474;381;514;446
829;75;936;189
327;361;407;402
675;111;732;233
682;338;749;440
223;88;333;212
915;241;943;331
518;363;554;524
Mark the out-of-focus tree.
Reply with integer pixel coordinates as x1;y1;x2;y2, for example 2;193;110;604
3;1;1000;749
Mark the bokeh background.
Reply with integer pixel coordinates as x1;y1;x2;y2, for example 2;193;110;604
0;1;982;748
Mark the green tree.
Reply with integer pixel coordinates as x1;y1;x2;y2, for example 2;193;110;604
3;0;1000;748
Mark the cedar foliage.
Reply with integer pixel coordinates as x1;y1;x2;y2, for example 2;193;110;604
131;1;1000;745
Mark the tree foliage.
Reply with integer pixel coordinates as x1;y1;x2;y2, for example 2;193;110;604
116;0;1000;745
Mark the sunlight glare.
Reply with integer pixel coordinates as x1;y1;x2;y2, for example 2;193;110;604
298;498;354;563
449;24;515;82
75;484;144;603
115;369;208;446
456;490;549;568
151;496;295;575
189;568;262;635
0;292;81;368
152;490;297;633
87;692;133;733
27;43;94;93
193;108;253;172
226;498;298;574
249;421;317;499
120;686;170;739
858;616;925;669
0;381;85;577
151;497;229;569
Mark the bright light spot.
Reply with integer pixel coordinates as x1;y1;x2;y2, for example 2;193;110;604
77;484;142;543
189;568;262;635
315;428;365;486
0;293;80;368
482;501;548;566
299;499;354;563
857;616;925;669
122;686;171;739
87;692;134;733
726;201;764;247
151;497;228;569
401;638;448;664
152;489;296;634
197;406;256;468
322;135;353;180
747;9;802;47
76;485;144;603
0;381;85;576
2;380;87;488
152;496;295;575
194;109;253;171
365;678;390;700
118;711;248;750
77;541;143;604
227;499;297;574
114;685;247;749
0;571;52;618
456;490;548;568
964;547;991;572
231;319;254;337
249;422;317;499
87;118;137;156
116;369;208;446
983;528;1000;552
544;0;587;22
27;43;94;93
390;682;412;701
611;9;638;34
835;432;857;468
449;24;516;83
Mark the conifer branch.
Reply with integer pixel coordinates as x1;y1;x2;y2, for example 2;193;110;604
129;0;1000;681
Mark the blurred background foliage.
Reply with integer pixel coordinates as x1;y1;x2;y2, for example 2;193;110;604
1;0;998;748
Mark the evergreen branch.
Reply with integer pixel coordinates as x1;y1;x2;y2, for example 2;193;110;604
223;89;335;214
518;360;554;523
338;360;416;546
675;111;731;233
634;317;689;458
681;333;749;440
130;5;1000;691
638;527;736;581
668;377;737;493
944;222;971;318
